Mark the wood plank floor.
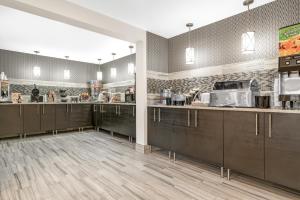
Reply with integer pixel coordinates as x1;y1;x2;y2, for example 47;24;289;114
0;131;299;200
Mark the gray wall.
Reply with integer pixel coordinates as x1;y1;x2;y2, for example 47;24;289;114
168;0;300;73
0;49;98;83
100;54;136;84
147;32;169;73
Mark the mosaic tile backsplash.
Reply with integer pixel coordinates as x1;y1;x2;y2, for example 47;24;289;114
147;68;278;94
10;84;88;97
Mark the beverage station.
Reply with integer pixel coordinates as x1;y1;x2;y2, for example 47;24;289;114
147;23;300;192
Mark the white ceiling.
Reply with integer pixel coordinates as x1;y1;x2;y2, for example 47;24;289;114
67;0;275;38
0;6;135;64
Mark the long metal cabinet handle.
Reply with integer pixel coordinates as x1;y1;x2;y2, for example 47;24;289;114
255;113;258;136
195;110;198;128
188;110;190;127
269;114;272;138
133;106;135;117
154;108;156;122
158;108;161;122
19;105;22;117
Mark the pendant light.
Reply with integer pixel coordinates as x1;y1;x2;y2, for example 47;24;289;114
128;45;135;75
185;23;195;65
33;50;41;78
241;0;255;54
97;59;103;81
111;53;117;78
64;56;70;80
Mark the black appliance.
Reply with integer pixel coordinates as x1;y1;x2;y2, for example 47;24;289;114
31;84;40;102
125;93;135;103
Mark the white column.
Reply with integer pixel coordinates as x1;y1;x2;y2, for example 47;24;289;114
135;39;148;146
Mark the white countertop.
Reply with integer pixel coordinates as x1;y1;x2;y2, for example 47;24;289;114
148;104;300;114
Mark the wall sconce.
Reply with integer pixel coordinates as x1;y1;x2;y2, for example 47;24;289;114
97;58;102;81
241;31;255;54
111;68;117;78
33;50;40;78
33;66;40;77
185;23;195;65
64;56;70;80
128;45;135;75
110;53;117;78
241;0;255;54
64;69;70;80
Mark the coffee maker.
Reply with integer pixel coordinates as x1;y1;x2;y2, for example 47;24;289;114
278;23;300;109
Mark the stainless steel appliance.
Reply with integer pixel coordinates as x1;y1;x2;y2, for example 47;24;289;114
172;92;186;106
278;23;300;109
125;87;135;103
209;79;259;107
0;80;10;103
160;89;173;105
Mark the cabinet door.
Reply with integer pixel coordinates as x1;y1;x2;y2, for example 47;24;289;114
0;105;23;138
171;109;190;155
23;104;41;134
118;105;130;136
41;104;55;132
224;111;264;179
69;104;82;128
188;110;224;166
118;105;136;137
128;105;136;138
98;105;103;129
93;104;98;127
265;113;300;191
148;107;172;150
55;104;69;130
81;104;93;127
101;104;112;131
110;105;120;133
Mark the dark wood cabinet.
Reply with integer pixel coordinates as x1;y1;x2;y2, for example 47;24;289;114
23;104;41;135
119;105;136;137
69;104;93;128
224;111;265;179
100;104;136;138
148;107;223;168
171;109;190;156
0;105;23;138
187;110;224;166
55;104;70;130
265;113;300;191
41;104;55;132
148;107;172;150
93;104;99;127
101;104;113;131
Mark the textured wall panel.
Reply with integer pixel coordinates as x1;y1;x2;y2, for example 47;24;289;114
147;32;169;73
10;84;88;96
100;54;136;84
147;68;278;94
0;49;98;83
168;0;300;73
